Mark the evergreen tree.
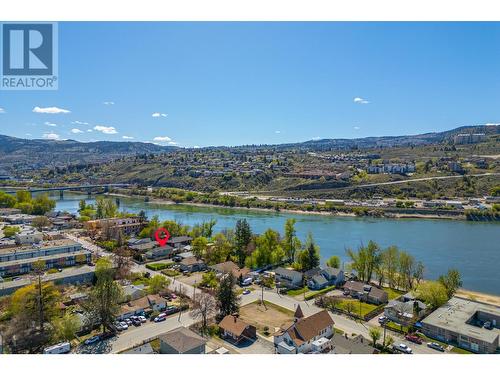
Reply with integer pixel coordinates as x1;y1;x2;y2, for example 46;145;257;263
234;219;252;267
216;273;240;321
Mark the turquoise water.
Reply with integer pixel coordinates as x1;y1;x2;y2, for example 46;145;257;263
52;193;499;295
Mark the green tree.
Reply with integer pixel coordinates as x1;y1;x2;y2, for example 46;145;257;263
438;268;462;298
9;281;61;333
369;327;381;347
84;257;123;333
192;236;209;259
31;216;51;231
283;218;299;262
0;191;16;208
2;225;20;237
491;185;500;197
148;274;170;294
216;273;240;321
326;255;340;269
200;271;218;289
245;229;284;269
414;281;448;309
16;190;31;203
297;233;320;271
95;197;118;219
31;194;56;215
52;312;81;342
234;219;252;267
381;246;400;289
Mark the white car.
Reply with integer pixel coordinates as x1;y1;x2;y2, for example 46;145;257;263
120;322;129;330
138;316;147;323
394;343;413;354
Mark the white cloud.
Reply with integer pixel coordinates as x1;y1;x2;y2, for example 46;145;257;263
167;141;178;145
72;120;89;125
25;133;32;136
87;129;93;132
71;128;84;134
354;126;360;130
33;106;71;114
485;123;500;126
153;136;172;142
44;121;57;127
43;132;60;140
103;101;115;105
152;112;167;118
353;97;370;104
193;145;200;149
122;136;134;139
0;108;5;113
275;130;281;134
94;125;118;134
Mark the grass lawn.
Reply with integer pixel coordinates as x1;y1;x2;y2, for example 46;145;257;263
450;347;474;354
239;300;294;336
337;299;380;318
286;287;309;296
304;285;335;300
383;287;405;300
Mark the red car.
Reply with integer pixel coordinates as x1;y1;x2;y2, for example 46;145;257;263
405;334;423;344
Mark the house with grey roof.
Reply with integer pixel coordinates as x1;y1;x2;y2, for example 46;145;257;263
274;267;303;289
320;267;344;286
159;327;207;354
308;274;329;290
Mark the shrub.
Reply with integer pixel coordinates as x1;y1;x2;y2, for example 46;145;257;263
304;285;335;300
145;262;172;271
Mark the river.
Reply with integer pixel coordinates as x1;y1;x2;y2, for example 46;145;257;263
46;192;500;295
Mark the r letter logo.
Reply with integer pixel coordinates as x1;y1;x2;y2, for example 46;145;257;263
1;22;58;90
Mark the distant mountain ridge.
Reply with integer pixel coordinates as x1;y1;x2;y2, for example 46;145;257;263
0;134;177;170
0;124;498;171
230;124;499;151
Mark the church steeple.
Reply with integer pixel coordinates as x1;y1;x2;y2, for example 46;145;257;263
294;304;304;321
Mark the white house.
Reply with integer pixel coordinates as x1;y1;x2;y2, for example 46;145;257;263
274;305;335;354
274;267;303;289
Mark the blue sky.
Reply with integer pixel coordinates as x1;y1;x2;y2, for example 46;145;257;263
1;22;499;147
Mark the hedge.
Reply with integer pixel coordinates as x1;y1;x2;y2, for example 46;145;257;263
304;285;336;300
145;262;172;271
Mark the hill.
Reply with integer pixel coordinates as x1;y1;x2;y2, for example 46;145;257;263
0;135;177;171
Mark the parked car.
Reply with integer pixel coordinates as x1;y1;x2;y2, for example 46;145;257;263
170;293;177;299
393;343;412;354
165;306;179;316
154;313;167;322
343;289;350;296
138;316;147;323
483;321;492;330
405;335;423;344
427;342;445;352
84;335;101;345
114;323;124;331
378;316;388;325
132;319;141;326
120;322;129;330
125;318;132;325
242;289;251;295
43;342;71;354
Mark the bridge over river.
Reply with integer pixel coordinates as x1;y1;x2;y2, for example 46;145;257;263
3;183;130;198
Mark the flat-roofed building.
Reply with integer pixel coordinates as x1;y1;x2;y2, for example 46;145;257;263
421;297;500;353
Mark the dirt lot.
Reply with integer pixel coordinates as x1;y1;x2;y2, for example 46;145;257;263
239;301;294;335
177;272;204;286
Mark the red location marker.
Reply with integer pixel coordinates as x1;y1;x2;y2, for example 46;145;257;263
154;228;170;247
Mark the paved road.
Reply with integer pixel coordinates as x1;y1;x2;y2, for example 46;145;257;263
68;233;445;354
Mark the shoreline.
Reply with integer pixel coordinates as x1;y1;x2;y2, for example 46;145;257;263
106;191;467;221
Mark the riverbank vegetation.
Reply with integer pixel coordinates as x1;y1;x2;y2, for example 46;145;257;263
0;190;55;215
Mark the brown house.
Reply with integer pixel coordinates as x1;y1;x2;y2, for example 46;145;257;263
218;315;257;344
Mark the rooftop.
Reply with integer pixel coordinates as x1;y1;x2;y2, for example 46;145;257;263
0;249;90;268
159;327;206;353
422;297;500;344
0;238;81;255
